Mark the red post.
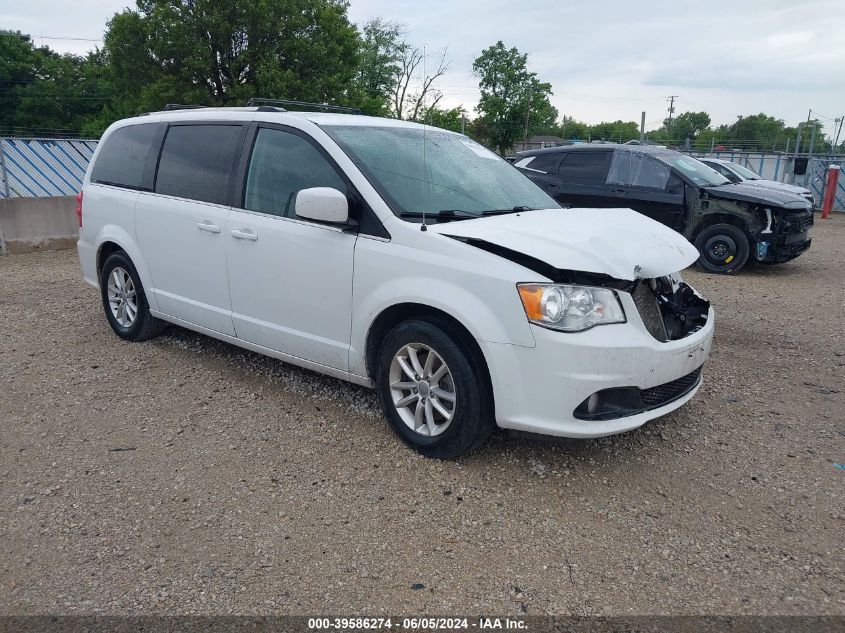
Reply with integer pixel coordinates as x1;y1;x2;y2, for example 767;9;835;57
821;165;840;219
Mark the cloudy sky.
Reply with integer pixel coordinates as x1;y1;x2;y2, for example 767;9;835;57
2;0;843;136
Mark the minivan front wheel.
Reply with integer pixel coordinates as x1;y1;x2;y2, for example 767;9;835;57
100;251;165;341
695;223;750;274
375;319;494;459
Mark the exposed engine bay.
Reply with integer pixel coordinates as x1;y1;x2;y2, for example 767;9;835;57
631;276;710;342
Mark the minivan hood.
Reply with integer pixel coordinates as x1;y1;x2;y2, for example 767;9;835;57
704;183;810;208
428;207;699;281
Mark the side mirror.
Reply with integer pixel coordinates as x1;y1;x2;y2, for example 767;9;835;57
294;187;349;224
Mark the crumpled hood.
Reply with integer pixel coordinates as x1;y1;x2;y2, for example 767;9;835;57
428;207;700;281
749;179;811;196
704;183;810;208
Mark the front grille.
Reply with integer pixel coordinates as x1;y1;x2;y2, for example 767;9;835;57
632;282;668;342
783;211;813;234
641;367;702;408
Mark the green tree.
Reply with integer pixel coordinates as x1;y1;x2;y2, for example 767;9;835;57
588;120;640;143
668;111;711;142
557;116;589;141
101;0;361;113
472;41;556;155
420;105;466;133
0;31;39;134
351;17;407;115
0;31;109;136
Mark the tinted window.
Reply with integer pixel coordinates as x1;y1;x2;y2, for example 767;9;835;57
244;128;346;218
664;155;730;186
557;151;611;185
155;124;242;205
607;151;671;189
522;154;560;173
90;123;156;189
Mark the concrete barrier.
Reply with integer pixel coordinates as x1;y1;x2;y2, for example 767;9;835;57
0;196;78;255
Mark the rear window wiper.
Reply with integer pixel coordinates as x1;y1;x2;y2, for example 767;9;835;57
480;206;535;216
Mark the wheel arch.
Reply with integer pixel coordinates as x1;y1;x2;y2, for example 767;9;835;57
92;227;157;310
689;212;754;243
96;240;125;275
365;303;494;411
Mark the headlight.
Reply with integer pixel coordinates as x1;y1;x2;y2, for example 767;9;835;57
517;283;626;332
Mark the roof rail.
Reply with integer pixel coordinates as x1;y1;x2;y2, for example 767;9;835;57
162;104;206;111
246;98;362;115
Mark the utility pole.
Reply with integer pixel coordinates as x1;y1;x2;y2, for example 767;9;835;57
834;117;843;151
791;123;803;184
805;121;817;189
807;120;817;157
521;91;533;152
460;112;465;135
640;111;646;143
666;96;678;131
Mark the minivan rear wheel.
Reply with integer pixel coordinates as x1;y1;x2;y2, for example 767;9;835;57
694;223;750;274
100;251;165;341
375;319;494;459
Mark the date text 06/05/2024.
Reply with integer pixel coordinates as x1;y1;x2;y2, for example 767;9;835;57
307;617;527;630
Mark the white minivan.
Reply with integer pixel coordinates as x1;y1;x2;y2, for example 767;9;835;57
77;105;715;458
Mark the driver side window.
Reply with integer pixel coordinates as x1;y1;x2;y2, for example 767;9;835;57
244;128;346;218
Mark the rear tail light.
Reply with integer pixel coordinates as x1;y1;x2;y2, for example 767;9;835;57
75;191;83;227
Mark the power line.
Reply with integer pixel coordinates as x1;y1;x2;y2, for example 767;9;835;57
0;32;103;42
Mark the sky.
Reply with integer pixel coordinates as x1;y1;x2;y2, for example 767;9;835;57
2;0;843;136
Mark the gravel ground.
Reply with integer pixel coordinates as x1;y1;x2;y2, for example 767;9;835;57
1;215;843;617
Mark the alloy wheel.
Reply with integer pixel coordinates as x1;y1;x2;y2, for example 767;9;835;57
106;266;138;327
388;343;457;437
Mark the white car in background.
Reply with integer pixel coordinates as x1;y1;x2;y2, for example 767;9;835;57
699;157;816;208
76;105;714;458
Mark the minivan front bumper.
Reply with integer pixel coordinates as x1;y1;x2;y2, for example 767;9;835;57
482;298;715;438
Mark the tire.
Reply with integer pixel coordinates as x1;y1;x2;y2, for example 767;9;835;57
374;318;495;459
99;251;166;342
694;223;750;274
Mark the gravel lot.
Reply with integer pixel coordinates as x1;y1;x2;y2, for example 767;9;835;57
1;215;843;617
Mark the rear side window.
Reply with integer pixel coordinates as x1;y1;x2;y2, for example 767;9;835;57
520;154;560;174
243;128;346;218
90;123;157;189
607;151;671;189
155;124;243;205
557;152;611;185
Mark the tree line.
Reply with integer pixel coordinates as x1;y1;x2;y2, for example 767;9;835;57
1;0;841;156
540;111;837;154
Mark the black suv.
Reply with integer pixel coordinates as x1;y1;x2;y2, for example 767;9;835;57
515;145;813;273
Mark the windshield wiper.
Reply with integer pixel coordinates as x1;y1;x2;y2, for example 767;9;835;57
398;209;477;222
480;206;535;216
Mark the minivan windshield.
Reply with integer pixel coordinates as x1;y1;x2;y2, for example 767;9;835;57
323;125;559;219
660;154;731;187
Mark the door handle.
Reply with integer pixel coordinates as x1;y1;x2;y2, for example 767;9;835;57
231;228;258;241
197;221;221;233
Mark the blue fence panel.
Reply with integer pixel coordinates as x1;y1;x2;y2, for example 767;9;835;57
0;138;98;198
